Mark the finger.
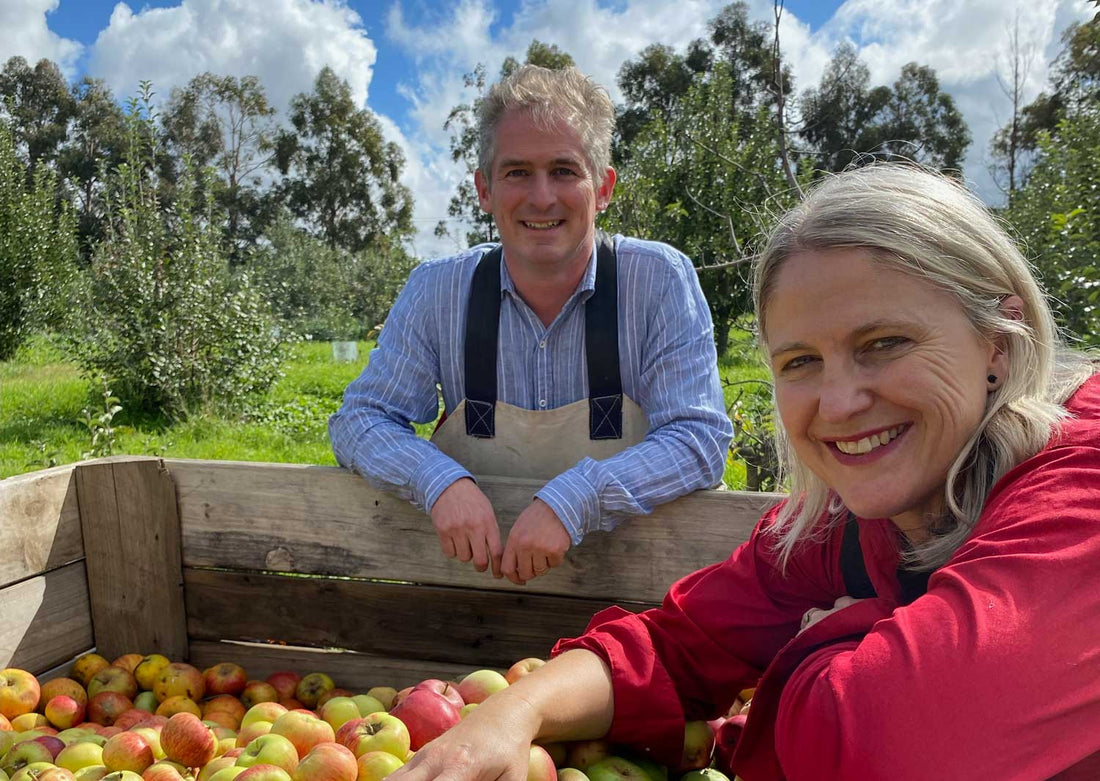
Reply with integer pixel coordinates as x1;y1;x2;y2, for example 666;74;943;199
517;553;536;583
454;534;473;564
440;534;457;560
530;556;551;579
547;550;565;568
501;543;524;585
487;520;504;578
470;535;490;572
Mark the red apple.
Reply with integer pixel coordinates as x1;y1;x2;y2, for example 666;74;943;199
236;766;291;781
263;674;300;703
160;713;217;768
411;680;463;711
269;712;334;759
40;680;88;712
291;743;356;781
0;669;41;719
240;683;278;711
88;668;138;701
87;693;134;727
102;732;155;774
142;763;188;781
388;689;459;751
504;658;546;685
2;739;55;775
203;665;247;698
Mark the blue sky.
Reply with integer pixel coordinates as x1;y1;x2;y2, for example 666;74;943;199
2;0;1093;257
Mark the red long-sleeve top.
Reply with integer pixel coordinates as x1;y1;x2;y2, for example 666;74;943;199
554;375;1100;780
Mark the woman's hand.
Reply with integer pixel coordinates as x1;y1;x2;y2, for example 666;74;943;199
388;691;539;781
798;596;864;635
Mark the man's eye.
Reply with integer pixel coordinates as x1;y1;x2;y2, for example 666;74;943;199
552;167;577;176
504;169;527;177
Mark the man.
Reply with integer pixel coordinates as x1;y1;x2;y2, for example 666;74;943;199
329;65;731;585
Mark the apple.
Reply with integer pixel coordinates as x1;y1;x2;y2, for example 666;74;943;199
539;743;566;768
45;697;87;731
111;711;150;732
261;675;298;705
110;657;143;676
348;696;384;719
132;658;170;694
129;728;164;761
11;713;49;731
528;745;557;781
336;713;409;761
504;658;545;685
203;697;245;725
154;666;204;705
678;771;729;781
458;704;478;719
627;757;666;781
71;656;110;689
364;689;397;712
317;699;360;733
292;675;333;710
3;739;55;775
160;713;217;769
11;763;74;781
234;723;272;749
315;690;353;710
69;733;107;748
388;689;411;710
565;741;611;771
0;713;11;730
388;690;459;751
235;766;291;781
234;734;298;775
410;681;462;711
240;704;285;732
290;743;356;781
141;763;187;781
132;694;158;715
205;769;244;781
73;768;108;781
25;735;65;760
55;742;105;773
40;680;88;712
156;698;201;720
197;756;238;781
678;721;714;772
558;771;590;781
354;751;403;781
88;669;138;701
0;670;41;720
202;666;246;699
87;694;134;727
239;685;277;712
102;732;154;774
203;713;239;733
456;671;508;706
584;758;650;781
269;713;333;759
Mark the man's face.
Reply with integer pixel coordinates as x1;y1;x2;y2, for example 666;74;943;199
475;110;615;277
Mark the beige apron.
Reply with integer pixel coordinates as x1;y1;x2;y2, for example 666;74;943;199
430;397;648;480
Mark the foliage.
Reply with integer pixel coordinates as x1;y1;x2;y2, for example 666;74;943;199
799;43;971;172
435;40;576;248
0;56;75;169
79;376;125;459
71;85;284;417
0;119;79;360
1004;111;1100;345
726;378;778;491
274;67;413;253
253;215;416;340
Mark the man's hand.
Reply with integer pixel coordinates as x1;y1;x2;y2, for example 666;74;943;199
430;478;503;577
501;499;571;585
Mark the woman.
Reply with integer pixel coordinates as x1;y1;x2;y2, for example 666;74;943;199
386;165;1100;780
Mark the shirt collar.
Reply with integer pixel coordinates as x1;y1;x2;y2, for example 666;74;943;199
498;241;599;300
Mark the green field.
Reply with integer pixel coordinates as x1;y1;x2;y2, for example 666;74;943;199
0;335;771;488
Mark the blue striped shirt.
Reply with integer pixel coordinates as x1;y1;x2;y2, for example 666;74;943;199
329;235;733;543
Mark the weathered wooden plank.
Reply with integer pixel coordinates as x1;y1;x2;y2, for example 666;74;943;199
184;568;646;672
75;458;188;661
0;562;94;674
168;459;781;605
188;640;478;692
0;465;84;588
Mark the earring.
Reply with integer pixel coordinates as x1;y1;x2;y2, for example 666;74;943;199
988;374;997;383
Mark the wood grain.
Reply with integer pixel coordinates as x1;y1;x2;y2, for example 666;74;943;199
75;458;188;661
168;459;781;605
0;465;84;588
188;640;477;691
0;562;94;674
184;568;646;671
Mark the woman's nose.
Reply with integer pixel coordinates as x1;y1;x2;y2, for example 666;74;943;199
817;365;874;423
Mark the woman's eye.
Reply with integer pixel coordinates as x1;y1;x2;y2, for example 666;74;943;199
868;336;908;351
780;355;817;372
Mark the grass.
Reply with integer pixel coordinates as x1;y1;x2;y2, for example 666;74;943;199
1;333;772;488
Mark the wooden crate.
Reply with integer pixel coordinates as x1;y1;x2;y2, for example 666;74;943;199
0;456;780;689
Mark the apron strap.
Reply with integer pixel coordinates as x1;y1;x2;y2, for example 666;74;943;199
840;512;933;604
461;233;624;440
585;231;623;439
463;245;503;438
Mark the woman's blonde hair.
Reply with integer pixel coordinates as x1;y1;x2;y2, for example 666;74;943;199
477;64;614;184
753;164;1095;570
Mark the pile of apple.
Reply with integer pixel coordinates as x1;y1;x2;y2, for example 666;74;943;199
0;653;748;781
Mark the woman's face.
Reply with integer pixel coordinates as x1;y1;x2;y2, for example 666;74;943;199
765;249;1006;539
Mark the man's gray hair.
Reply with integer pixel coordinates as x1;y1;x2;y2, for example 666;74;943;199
477;64;615;183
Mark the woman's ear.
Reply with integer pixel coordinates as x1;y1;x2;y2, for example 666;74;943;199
988;295;1025;387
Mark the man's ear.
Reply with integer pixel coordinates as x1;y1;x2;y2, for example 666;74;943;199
595;167;617;212
474;169;492;214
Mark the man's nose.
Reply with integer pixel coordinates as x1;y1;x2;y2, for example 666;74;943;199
528;172;556;208
817;364;874;423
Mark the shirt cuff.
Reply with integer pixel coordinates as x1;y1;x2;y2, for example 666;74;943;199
536;470;600;545
410;452;474;513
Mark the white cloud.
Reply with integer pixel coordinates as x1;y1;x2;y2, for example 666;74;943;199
0;0;82;75
88;0;377;113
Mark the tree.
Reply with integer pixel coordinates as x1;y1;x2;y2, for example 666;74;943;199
799;46;970;172
162;73;279;262
275;67;413;253
989;14;1037;194
435;40;575;248
0;57;75;171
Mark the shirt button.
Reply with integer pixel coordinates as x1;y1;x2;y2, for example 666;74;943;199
539;341;547;349
539;399;547;408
